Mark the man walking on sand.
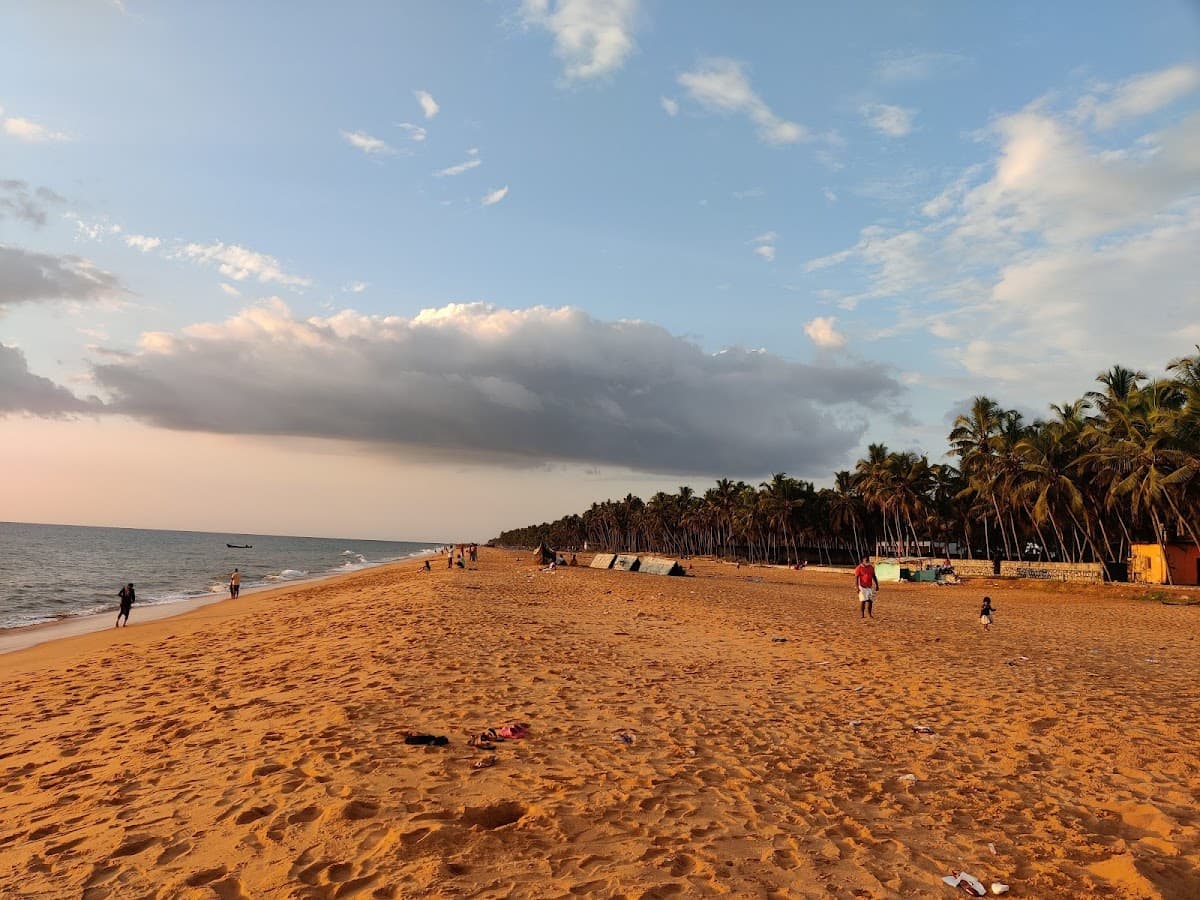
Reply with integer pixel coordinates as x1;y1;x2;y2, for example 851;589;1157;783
853;556;878;619
229;568;241;599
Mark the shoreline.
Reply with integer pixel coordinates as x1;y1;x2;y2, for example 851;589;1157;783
0;551;440;658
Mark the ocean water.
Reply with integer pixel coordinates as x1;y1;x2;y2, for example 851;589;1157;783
0;522;440;630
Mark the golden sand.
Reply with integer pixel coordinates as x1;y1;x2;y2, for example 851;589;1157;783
1;551;1198;898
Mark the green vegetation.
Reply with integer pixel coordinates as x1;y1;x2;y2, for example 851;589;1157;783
494;350;1200;565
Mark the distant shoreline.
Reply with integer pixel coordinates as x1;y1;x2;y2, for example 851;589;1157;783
0;551;441;657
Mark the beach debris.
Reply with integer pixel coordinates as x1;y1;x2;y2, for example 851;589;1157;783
404;733;449;746
941;871;987;895
912;725;935;735
988;842;996;855
849;720;864;727
771;636;788;643
898;773;917;783
613;730;637;745
472;757;496;770
990;884;1009;895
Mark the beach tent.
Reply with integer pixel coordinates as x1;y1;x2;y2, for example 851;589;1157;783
535;543;556;565
872;559;902;583
613;554;641;572
589;553;616;569
639;556;685;576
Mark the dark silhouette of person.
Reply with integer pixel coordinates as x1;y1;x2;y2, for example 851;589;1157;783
116;582;135;627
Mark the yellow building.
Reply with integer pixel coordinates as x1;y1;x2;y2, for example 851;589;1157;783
1129;542;1200;586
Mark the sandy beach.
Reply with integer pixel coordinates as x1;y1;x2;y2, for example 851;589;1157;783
1;550;1198;898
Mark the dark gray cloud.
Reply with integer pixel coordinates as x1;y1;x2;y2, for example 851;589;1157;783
0;180;65;227
94;301;905;476
0;244;126;308
0;343;93;415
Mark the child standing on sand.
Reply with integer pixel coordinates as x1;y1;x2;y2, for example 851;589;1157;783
980;596;995;631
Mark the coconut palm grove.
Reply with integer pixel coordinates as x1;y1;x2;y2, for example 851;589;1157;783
493;349;1200;569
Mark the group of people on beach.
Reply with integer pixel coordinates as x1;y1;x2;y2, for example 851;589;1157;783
854;555;995;628
115;566;244;628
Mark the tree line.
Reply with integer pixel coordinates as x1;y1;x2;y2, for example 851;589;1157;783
492;350;1200;567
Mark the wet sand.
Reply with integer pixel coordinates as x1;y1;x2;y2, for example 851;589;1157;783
1;551;1197;898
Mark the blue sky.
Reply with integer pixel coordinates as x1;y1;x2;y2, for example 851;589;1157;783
2;1;1199;538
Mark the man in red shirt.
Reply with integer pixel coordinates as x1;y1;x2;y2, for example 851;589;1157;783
853;556;879;619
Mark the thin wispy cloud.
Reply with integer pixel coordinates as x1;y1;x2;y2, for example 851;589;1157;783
876;50;968;83
482;186;510;206
340;129;394;156
861;103;917;137
414;89;440;119
219;283;241;298
124;234;161;253
1074;63;1200;129
521;0;640;82
732;187;765;200
660;96;679;117
434;157;482;177
750;231;777;262
345;281;368;293
64;213;121;242
678;58;808;145
2;112;71;143
0;180;64;227
177;242;311;287
395;123;427;142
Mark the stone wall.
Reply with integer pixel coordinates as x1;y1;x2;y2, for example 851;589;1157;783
998;561;1105;583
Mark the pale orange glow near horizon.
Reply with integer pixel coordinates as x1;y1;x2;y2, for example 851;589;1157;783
0;417;681;541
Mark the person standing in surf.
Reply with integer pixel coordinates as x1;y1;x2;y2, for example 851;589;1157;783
229;568;241;598
116;582;135;627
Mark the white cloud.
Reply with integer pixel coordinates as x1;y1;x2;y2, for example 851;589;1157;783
482;186;510;206
800;64;1200;400
64;212;121;242
861;103;917;137
91;300;903;476
823;187;838;203
434;157;482;177
414;90;440;119
396;123;427;142
219;283;241;297
876;50;968;83
177;242;311;287
678;58;808;145
2;116;70;143
750;231;776;262
124;234;161;253
804;316;847;349
1074;63;1200;130
345;281;368;293
732;187;764;200
521;0;640;81
660;96;678;117
340;129;394;156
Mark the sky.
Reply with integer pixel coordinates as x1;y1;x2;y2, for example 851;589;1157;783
2;0;1199;541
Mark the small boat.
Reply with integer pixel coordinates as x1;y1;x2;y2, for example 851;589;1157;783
226;543;252;549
